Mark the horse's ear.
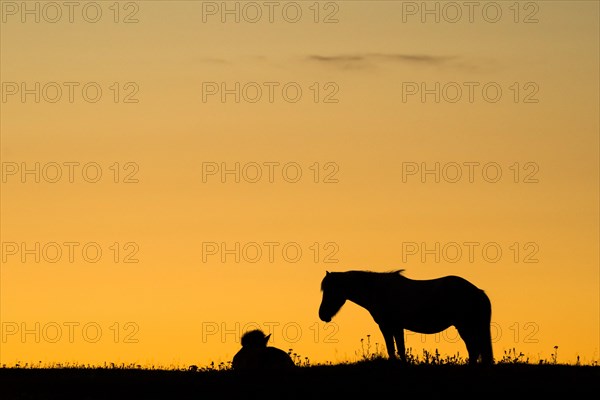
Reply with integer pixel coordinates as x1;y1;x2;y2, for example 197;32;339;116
326;271;330;275
265;334;271;343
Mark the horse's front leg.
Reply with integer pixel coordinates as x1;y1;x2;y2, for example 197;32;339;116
379;325;397;360
393;329;407;363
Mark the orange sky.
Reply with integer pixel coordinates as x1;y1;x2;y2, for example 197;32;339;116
1;0;598;367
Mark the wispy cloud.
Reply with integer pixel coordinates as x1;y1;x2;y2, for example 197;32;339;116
307;53;458;70
192;53;478;72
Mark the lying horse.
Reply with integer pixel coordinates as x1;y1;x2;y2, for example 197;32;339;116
232;329;295;371
318;270;493;365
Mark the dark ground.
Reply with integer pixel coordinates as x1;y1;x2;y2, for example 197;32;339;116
1;361;599;399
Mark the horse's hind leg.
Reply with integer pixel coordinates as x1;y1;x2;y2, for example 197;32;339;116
479;324;494;365
456;326;480;365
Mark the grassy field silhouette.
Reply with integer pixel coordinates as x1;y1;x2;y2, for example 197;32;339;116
2;340;598;398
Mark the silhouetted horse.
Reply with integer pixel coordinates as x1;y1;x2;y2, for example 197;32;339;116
232;329;295;371
318;270;493;365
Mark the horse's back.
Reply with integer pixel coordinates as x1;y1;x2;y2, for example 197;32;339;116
413;275;484;294
438;275;485;292
390;274;490;316
429;276;492;325
264;347;295;368
429;275;490;306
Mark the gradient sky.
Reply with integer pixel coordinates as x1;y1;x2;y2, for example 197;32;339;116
1;1;598;367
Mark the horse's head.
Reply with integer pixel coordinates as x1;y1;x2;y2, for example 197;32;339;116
319;271;347;323
241;329;271;348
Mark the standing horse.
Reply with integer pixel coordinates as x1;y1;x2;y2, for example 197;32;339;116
318;270;493;365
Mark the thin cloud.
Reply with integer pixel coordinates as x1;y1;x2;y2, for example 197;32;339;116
307;53;458;69
372;53;456;64
310;55;369;63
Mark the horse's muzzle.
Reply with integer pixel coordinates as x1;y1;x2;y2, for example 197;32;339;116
319;313;331;323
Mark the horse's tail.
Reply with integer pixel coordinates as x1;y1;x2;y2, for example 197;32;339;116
479;290;494;364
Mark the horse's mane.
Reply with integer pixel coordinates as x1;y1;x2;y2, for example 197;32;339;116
347;269;406;281
241;329;268;347
321;269;406;291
